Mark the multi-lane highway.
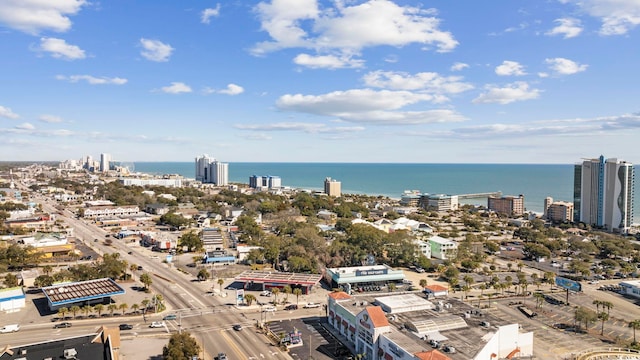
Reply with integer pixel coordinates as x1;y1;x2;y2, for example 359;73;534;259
36;197;289;360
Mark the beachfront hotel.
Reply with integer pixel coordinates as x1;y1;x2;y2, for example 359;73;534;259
574;155;635;233
194;154;229;186
324;177;341;197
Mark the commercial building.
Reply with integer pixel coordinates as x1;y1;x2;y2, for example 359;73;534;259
327;291;533;360
119;177;182;187
83;204;139;218
41;278;125;311
325;265;405;294
543;197;574;223
423;194;459;212
234;270;323;294
324;177;342;197
620;280;640;299
249;175;282;190
99;153;111;172
429;235;458;260
0;287;25;312
195;154;229;185
574;155;635;233
487;195;524;216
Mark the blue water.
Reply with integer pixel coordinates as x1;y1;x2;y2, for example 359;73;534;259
132;162;639;217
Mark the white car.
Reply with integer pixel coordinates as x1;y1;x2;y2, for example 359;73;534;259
303;302;321;308
0;324;19;333
262;306;276;312
260;290;272;297
149;321;165;328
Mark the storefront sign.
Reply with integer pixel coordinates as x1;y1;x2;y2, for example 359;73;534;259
356;269;387;276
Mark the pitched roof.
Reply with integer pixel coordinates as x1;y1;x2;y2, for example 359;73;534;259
414;350;451;360
328;291;352;300
366;306;389;328
425;284;448;292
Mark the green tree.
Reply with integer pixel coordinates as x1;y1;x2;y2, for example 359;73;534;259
4;273;19;287
179;231;203;252
197;269;210;282
57;307;69;320
245;294;256;306
140;273;153;291
598;311;609;335
119;303;129;315
419;279;428;289
131;303;140;314
282;285;292;303
94;304;104;317
629;320;640;344
70;305;81;319
34;275;54;288
82;305;93;318
107;303;118;316
293;288;302;305
162;331;201;360
218;278;224;294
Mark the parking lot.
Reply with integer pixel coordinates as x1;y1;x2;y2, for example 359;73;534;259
265;317;349;360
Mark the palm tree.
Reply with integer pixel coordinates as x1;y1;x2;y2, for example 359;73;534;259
388;283;397;292
463;275;474;289
107;304;118;316
479;283;487;296
283;285;292;303
628;320;640;344
598;311;609;335
57;307;69;320
293;288;302;305
43;265;53;276
197;269;210;281
505;276;513;293
94;304;104;317
533;292;544;308
217;278;224;294
131;303;140;314
245;294;256;306
70;305;81;319
82;305;93;318
119;303;129;315
419;279;428;289
271;288;280;305
462;285;471;300
593;299;602;313
140;273;152;291
141;299;150;314
602;301;614;316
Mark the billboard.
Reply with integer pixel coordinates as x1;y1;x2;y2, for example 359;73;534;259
555;276;581;292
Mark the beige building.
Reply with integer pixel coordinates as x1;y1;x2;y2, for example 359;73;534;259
324;177;341;197
546;200;574;223
488;195;524;216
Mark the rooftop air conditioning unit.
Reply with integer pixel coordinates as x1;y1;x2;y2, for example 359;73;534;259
63;348;77;359
20;349;27;355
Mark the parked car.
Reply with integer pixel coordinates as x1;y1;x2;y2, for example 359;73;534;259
285;304;298;310
232;324;242;331
149;321;165;328
0;324;19;333
217;353;228;360
303;302;321;308
262;306;276;312
260;290;272;297
163;314;177;320
119;324;133;330
54;322;72;329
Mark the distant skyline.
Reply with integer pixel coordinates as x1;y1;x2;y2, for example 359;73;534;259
1;1;639;164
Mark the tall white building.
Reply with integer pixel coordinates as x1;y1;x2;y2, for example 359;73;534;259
194;154;228;185
574;155;634;233
100;153;111;172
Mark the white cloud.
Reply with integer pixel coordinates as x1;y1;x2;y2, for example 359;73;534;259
495;60;526;76
538;72;549;78
0;106;19;119
473;82;541;104
235;122;365;133
0;0;86;35
15;122;35;130
546;17;583;38
39;114;63;123
38;37;85;60
159;82;192;94
293;53;364;69
252;0;457;62
56;74;128;85
275;89;466;125
545;57;588;75
362;70;474;94
140;38;174;62
450;62;469;71
561;0;640;35
201;4;221;24
218;84;244;95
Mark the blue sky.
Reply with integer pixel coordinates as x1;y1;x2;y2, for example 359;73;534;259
1;0;639;164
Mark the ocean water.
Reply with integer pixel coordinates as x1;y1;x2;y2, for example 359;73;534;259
132;162;639;217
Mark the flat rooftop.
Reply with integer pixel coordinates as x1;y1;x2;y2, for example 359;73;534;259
42;278;125;306
235;270;322;286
